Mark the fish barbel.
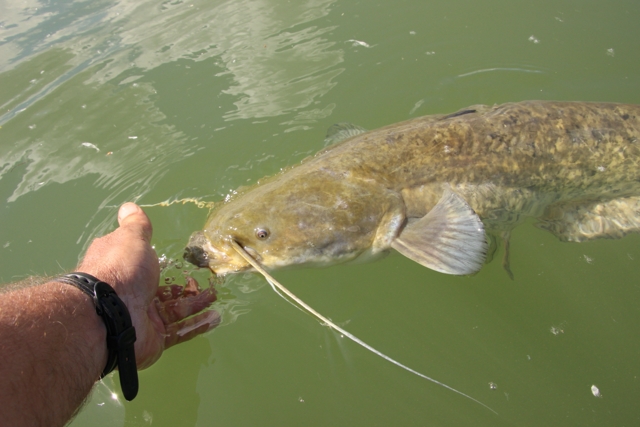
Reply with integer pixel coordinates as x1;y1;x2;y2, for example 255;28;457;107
184;101;640;276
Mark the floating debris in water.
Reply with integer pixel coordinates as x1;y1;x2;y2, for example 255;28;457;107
457;67;544;78
409;99;424;115
606;48;615;57
583;254;594;264
550;325;565;335
528;35;540;44
591;384;602;397
347;39;373;48
81;142;100;152
489;382;498;390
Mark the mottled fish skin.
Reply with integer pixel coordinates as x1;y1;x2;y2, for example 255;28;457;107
314;101;640;221
185;101;640;275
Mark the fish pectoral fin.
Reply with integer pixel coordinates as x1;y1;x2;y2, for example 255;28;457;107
324;123;367;146
391;188;488;275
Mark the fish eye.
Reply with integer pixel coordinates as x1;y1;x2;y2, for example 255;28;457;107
255;228;270;240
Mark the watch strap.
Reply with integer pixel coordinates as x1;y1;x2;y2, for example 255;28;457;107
56;272;139;401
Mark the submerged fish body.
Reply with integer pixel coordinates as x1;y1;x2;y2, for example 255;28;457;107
185;101;640;275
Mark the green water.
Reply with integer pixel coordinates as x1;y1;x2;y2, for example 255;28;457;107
2;0;640;425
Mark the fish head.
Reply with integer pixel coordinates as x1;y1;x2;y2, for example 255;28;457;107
184;171;404;275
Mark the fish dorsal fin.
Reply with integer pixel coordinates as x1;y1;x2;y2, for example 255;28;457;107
443;108;477;119
324;123;367;146
391;187;488;275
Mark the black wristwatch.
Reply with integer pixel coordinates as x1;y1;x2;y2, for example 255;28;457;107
56;272;139;401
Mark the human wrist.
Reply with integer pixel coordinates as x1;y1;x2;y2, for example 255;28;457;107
74;265;139;312
55;272;139;400
44;280;109;381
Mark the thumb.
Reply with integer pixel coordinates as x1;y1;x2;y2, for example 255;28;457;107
117;202;153;243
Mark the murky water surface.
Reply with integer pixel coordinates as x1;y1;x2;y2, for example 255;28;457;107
1;0;640;425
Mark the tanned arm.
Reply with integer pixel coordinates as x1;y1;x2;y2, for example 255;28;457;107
0;281;108;425
0;203;219;427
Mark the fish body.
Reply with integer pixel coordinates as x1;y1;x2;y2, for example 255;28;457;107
185;101;640;275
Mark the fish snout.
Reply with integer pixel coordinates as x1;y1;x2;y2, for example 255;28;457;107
183;231;210;268
183;231;248;274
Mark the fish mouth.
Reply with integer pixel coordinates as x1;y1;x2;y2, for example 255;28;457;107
183;243;210;268
183;231;211;268
183;231;253;274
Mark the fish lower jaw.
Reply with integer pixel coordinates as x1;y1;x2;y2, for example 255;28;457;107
198;240;247;275
208;262;253;276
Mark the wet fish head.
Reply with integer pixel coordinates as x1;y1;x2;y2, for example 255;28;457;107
184;170;402;275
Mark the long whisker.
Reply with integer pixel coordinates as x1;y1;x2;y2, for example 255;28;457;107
230;240;497;415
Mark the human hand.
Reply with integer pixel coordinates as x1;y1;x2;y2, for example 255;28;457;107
78;203;219;369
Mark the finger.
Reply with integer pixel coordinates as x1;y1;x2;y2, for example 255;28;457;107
117;202;153;243
156;285;186;302
154;288;217;324
164;310;221;348
156;277;203;302
183;276;200;296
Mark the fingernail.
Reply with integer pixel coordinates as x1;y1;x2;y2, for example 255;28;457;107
118;202;141;223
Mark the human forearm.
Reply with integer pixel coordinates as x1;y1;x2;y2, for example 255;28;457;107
0;203;219;427
0;280;107;427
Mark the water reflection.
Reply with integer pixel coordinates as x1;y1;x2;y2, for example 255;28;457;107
2;0;342;122
0;0;343;245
